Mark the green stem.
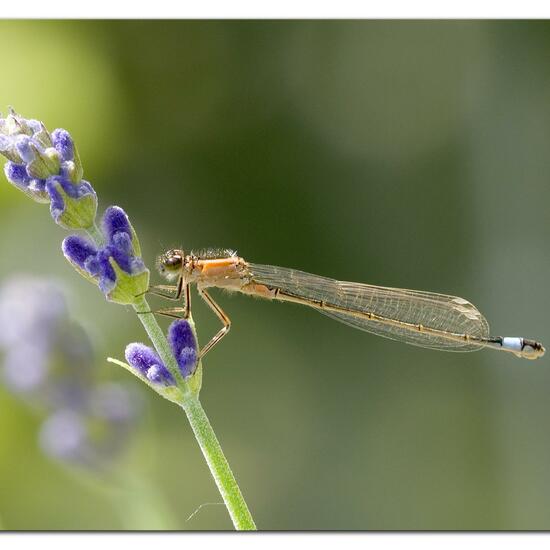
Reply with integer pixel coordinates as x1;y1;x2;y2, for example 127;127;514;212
182;395;256;531
132;295;256;530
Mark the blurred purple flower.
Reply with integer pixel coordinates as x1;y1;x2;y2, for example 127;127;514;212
2;344;49;393
39;382;141;468
90;382;139;424
0;275;67;349
0;276;93;400
0;275;142;470
39;409;89;463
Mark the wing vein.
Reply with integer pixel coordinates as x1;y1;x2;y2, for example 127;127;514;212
248;263;490;352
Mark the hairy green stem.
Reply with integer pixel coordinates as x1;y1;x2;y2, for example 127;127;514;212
132;296;256;530
182;395;256;531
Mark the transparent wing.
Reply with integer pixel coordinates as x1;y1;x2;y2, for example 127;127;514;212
248;263;490;352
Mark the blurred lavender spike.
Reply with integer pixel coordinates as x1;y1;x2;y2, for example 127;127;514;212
0;274;142;471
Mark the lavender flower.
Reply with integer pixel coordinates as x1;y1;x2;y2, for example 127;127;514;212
39;409;90;463
0;276;67;394
46;176;97;230
0;275;67;347
2;345;49;393
39;383;140;468
125;344;175;386
38;384;140;469
0;277;94;409
0;275;141;470
90;382;138;423
0;109;96;229
62;206;149;305
126;319;199;386
88;383;141;460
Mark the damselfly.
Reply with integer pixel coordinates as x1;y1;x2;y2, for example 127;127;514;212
149;248;545;360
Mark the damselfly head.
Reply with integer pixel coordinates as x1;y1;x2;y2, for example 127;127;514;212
156;249;185;281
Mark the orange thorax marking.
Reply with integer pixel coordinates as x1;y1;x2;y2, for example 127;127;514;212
197;258;238;272
194;258;243;285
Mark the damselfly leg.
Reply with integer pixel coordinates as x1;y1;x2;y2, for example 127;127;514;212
149;281;191;318
145;277;184;301
197;288;231;358
145;279;230;358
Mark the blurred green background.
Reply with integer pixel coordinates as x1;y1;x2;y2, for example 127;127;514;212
0;20;549;530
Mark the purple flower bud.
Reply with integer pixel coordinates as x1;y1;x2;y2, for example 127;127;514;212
62;235;98;270
4;161;49;203
1;111;88;212
95;249;118;294
111;231;132;254
15;135;35;163
125;343;175;386
46;177;97;230
46;178;65;217
63;207;148;305
168;319;199;378
125;343;163;376
51;128;74;161
62;235;120;295
83;255;101;276
5;161;30;185
103;206;132;241
145;364;168;384
178;347;198;378
124;319;199;388
26;119;42;134
168;319;197;351
28;179;47;193
105;241;133;274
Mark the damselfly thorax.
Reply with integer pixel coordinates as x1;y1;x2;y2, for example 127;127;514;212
149;248;545;361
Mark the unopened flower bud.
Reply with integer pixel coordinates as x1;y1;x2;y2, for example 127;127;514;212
62;207;149;305
47;177;97;230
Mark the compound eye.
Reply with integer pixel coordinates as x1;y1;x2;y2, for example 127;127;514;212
165;256;181;268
